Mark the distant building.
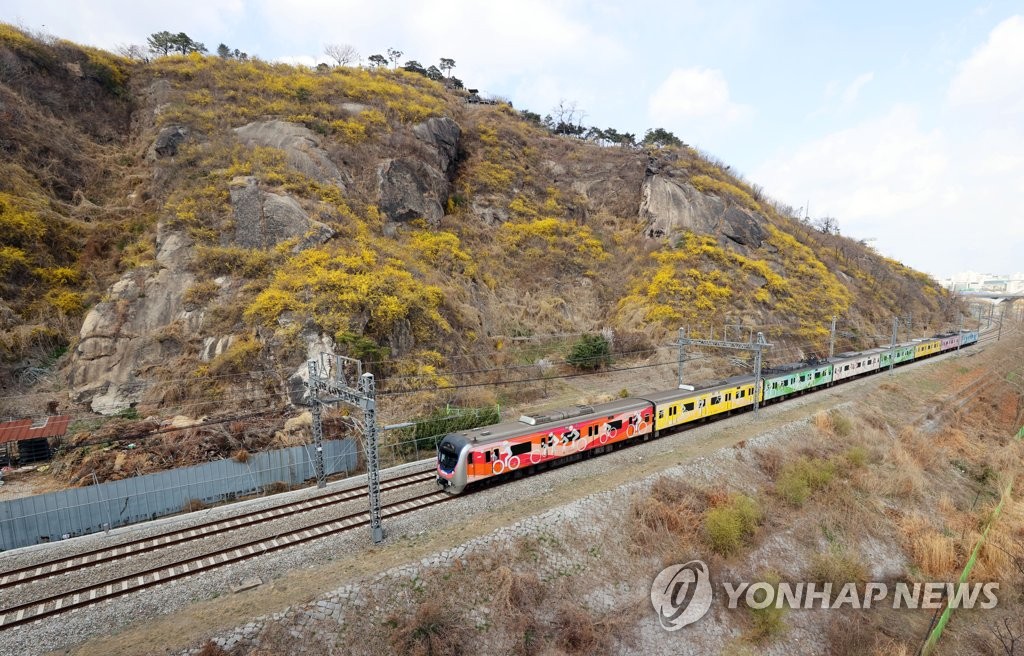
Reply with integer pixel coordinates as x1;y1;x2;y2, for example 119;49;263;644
939;272;1024;294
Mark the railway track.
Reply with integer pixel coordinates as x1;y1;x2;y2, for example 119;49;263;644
0;469;444;630
0;468;435;591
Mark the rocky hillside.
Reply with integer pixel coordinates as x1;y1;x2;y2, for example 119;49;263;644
0;26;958;423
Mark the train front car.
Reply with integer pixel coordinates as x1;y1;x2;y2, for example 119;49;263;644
437;399;654;495
437;433;471;493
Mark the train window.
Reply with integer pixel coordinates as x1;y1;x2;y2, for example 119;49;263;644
510;442;531;456
684;402;695;411
608;419;623;430
483;451;491;462
726;393;732;401
658;410;664;419
710;395;721;405
697;399;706;409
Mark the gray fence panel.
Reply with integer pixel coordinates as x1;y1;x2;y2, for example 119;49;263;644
0;439;357;551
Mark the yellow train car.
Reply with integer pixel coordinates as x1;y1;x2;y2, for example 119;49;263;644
913;338;941;359
643;374;759;433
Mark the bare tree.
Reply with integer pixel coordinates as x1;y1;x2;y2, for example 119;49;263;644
547;99;586;136
814;216;840;235
115;43;148;62
993;616;1024;655
324;43;359;66
386;47;403;69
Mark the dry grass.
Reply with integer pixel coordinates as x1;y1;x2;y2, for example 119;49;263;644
553;603;618;655
196;640;229;656
825;616;913;656
181;498;207;513
813;410;833;434
263;480;289;495
753;447;783;478
628;476;707;561
876;444;927;500
901;514;957;578
807;549;869;589
232;448;250;463
387;599;472;656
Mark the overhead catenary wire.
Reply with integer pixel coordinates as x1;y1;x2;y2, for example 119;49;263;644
0;322;1002;426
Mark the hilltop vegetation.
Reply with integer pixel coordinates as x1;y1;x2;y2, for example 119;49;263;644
0;25;959;425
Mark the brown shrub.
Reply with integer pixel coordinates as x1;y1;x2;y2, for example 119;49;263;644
490;566;546;614
649;476;709;510
754;448;783;478
264;481;289;495
553;603;616;655
182;498;206;513
611;331;656;358
233;448;251;463
825;616;911;656
629;484;704;562
196;641;229;656
388;599;472;656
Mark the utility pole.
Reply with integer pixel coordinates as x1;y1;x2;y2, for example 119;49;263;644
998;303;1005;341
752;333;767;415
677;327;686;389
889;316;898;374
957;314;963;351
675;329;771;415
828;316;837;359
308;381;326;488
307;354;384;543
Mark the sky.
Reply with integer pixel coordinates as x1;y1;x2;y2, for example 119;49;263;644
3;0;1023;279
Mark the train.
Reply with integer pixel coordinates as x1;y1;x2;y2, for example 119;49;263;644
436;329;980;494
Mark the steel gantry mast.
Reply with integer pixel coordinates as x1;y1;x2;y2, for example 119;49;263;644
676;328;772;416
306;354;384;543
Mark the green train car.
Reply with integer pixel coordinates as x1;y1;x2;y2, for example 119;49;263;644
762;362;833;402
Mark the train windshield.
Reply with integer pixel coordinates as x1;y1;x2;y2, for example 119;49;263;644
438;439;460;472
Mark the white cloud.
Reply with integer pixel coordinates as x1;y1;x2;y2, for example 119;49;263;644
4;0;245;50
840;72;874;105
947;14;1024;114
275;54;325;68
647;66;749;126
254;0;623;92
754;105;948;223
